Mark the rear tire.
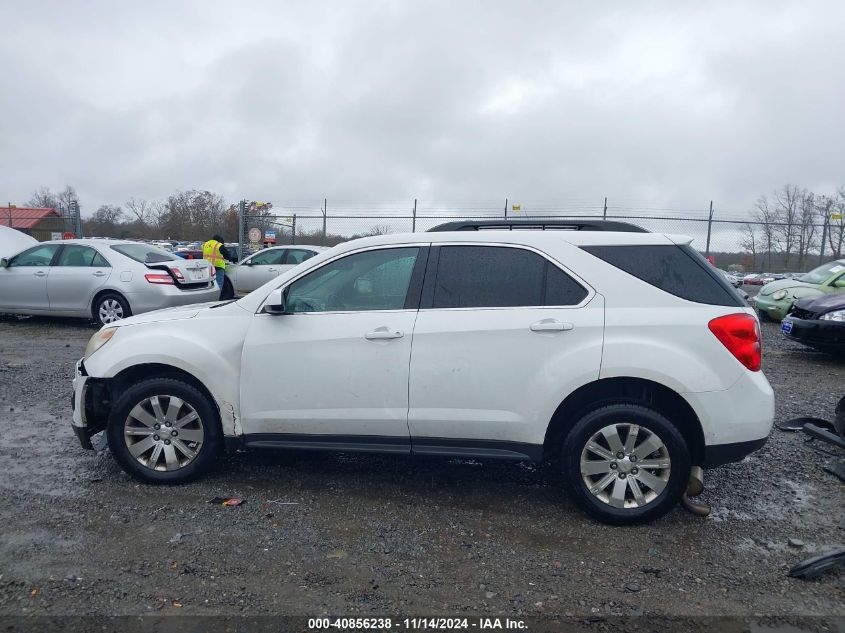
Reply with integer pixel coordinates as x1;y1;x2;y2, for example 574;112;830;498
93;292;131;326
561;403;690;525
107;377;222;484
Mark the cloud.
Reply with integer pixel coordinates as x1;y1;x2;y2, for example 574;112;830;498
1;1;843;218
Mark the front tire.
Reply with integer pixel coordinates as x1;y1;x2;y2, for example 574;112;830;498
561;404;690;525
107;378;222;483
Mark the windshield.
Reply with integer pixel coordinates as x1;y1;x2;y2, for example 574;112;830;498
800;260;845;284
111;243;177;264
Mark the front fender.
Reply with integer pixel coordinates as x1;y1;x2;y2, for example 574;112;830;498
84;318;250;436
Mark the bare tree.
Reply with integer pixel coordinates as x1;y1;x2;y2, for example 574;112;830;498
751;195;777;271
125;197;158;225
826;188;845;259
27;186;59;209
739;223;758;271
772;184;802;269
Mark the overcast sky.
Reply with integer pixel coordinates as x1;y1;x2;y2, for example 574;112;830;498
1;1;843;218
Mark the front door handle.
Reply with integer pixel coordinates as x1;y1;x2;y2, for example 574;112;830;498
34;270;47;277
530;319;574;332
365;327;404;340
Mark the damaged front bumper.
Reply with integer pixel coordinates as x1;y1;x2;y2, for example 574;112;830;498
71;360;109;449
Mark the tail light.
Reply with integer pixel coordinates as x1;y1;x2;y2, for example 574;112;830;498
708;313;761;371
171;269;185;282
145;273;174;285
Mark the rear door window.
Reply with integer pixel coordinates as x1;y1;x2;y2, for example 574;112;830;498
56;245;109;267
581;244;744;307
430;245;587;309
282;249;318;265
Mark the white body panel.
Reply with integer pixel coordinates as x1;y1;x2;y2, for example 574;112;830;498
240;310;417;436
408;296;604;445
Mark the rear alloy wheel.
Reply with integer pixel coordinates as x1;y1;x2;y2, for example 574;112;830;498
94;293;131;326
107;378;221;483
561;404;690;524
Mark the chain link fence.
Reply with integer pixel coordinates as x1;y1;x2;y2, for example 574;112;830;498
1;203;82;241
238;201;841;273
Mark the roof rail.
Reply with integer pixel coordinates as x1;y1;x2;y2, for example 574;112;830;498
427;219;648;233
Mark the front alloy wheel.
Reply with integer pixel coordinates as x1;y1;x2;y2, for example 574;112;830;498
124;396;205;471
107;377;221;483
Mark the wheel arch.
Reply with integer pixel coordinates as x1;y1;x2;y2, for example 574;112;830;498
543;377;705;465
107;363;222;430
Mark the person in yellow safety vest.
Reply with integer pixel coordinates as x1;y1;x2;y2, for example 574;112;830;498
203;234;233;298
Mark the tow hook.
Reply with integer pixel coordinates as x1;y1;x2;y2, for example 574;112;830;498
680;466;711;517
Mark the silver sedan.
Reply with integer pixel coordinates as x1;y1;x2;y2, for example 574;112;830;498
0;239;219;326
224;245;325;296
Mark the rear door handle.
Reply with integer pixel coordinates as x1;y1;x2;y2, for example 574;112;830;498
93;271;106;277
530;319;573;332
34;270;47;277
365;327;404;340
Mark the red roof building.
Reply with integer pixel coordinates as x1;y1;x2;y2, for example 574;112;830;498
0;207;65;241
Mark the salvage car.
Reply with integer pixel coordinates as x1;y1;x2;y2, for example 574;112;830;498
0;225;37;259
753;259;845;321
70;220;773;525
0;239;218;326
781;293;845;355
224;245;325;297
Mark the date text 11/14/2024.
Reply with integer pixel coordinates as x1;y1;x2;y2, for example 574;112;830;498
307;617;528;630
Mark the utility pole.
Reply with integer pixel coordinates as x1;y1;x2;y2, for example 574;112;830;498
705;200;714;259
819;212;829;265
504;198;508;220
602;196;608;220
412;198;417;233
238;200;245;257
291;214;297;245
321;198;327;246
7;202;12;229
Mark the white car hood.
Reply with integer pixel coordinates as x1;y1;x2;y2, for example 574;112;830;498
109;301;227;328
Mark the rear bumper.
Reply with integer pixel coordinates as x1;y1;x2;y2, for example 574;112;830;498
781;316;845;351
682;368;774;465
703;436;768;468
124;285;220;314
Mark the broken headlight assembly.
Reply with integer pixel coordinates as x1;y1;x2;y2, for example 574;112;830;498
820;310;845;322
84;327;117;359
771;289;788;300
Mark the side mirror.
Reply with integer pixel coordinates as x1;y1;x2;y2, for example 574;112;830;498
0;258;7;268
244;260;254;266
264;287;287;315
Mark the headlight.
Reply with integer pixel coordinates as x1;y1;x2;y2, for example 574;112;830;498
820;310;845;322
84;327;117;359
771;290;788;301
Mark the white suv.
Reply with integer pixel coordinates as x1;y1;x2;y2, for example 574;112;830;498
70;220;774;524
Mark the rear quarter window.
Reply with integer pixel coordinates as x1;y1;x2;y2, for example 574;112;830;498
581;244;744;307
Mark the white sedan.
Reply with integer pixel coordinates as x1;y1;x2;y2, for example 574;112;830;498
224;245;325;296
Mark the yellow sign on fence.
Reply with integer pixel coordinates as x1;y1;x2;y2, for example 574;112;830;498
511;204;521;212
831;213;843;220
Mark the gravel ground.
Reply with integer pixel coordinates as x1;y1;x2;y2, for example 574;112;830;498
0;298;843;620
